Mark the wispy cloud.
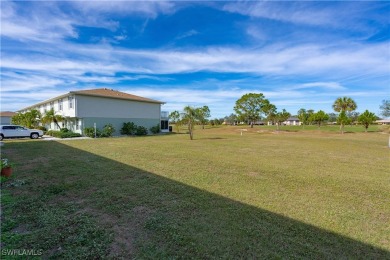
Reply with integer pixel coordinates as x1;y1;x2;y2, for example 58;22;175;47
291;82;346;91
223;1;388;30
175;29;199;40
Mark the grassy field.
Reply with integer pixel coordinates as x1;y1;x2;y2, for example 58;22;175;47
1;126;389;258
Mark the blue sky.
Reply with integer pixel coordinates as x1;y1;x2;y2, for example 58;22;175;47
1;1;389;118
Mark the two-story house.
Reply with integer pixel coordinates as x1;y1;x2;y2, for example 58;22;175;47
18;88;169;135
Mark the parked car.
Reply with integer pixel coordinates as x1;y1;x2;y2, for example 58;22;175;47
0;125;44;141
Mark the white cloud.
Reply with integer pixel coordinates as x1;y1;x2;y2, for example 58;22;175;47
291;82;346;91
70;1;176;19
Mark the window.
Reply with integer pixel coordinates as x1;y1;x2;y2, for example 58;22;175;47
161;120;168;130
59;99;63;110
2;126;15;130
75;119;79;130
50;101;54;110
68;96;74;109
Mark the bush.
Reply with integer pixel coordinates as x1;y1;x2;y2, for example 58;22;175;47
120;122;137;135
60;128;69;132
100;124;115;137
46;130;82;138
135;126;148;136
149;124;160;134
84;127;101;138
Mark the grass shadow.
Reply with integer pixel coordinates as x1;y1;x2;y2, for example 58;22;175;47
1;140;389;258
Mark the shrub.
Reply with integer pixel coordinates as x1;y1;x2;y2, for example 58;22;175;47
100;124;115;137
84;127;101;138
121;122;137;135
135;126;148;136
149;124;160;134
46;130;82;138
60;128;69;132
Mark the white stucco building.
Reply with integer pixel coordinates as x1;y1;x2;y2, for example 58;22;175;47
18;88;169;135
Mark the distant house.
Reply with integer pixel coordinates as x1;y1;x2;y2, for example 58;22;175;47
18;88;169;135
0;111;16;125
283;117;301;126
376;119;390;125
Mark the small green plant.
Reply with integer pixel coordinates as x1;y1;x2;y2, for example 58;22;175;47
135;126;148;136
84;127;101;138
1;158;14;169
121;122;137;135
101;124;115;137
150;124;160;134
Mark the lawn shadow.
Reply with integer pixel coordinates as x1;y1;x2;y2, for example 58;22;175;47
2;140;389;259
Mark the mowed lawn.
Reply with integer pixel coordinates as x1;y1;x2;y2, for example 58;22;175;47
1;126;389;258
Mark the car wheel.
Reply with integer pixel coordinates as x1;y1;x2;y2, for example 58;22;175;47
30;133;39;139
0;134;3;141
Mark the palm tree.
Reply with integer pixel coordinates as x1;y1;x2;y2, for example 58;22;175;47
182;106;199;140
332;97;357;133
297;108;308;128
41;108;64;130
358;110;377;132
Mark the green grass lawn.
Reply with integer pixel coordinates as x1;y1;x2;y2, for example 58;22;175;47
1;126;389;258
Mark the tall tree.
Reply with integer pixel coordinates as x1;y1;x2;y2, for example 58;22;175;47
380;100;390;118
336;111;351;134
41;108;64;130
263;101;277;125
234;93;269;128
297;108;309;128
333;97;357;133
182;106;199;140
169;110;182;133
11;109;41;128
358;110;377;132
310;110;329;128
307;109;315;125
224;113;237;125
197;106;211;129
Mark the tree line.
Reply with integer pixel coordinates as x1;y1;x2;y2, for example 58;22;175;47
10;95;390;140
173;95;389;139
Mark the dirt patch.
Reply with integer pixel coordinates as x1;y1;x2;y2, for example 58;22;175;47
11;224;30;234
18;157;50;171
75;204;154;258
108;206;154;258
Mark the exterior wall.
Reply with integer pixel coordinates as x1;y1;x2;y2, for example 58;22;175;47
21;96;76;118
19;93;163;135
0;116;12;124
75;95;161;119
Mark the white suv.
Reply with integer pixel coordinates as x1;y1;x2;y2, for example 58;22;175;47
0;125;44;141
